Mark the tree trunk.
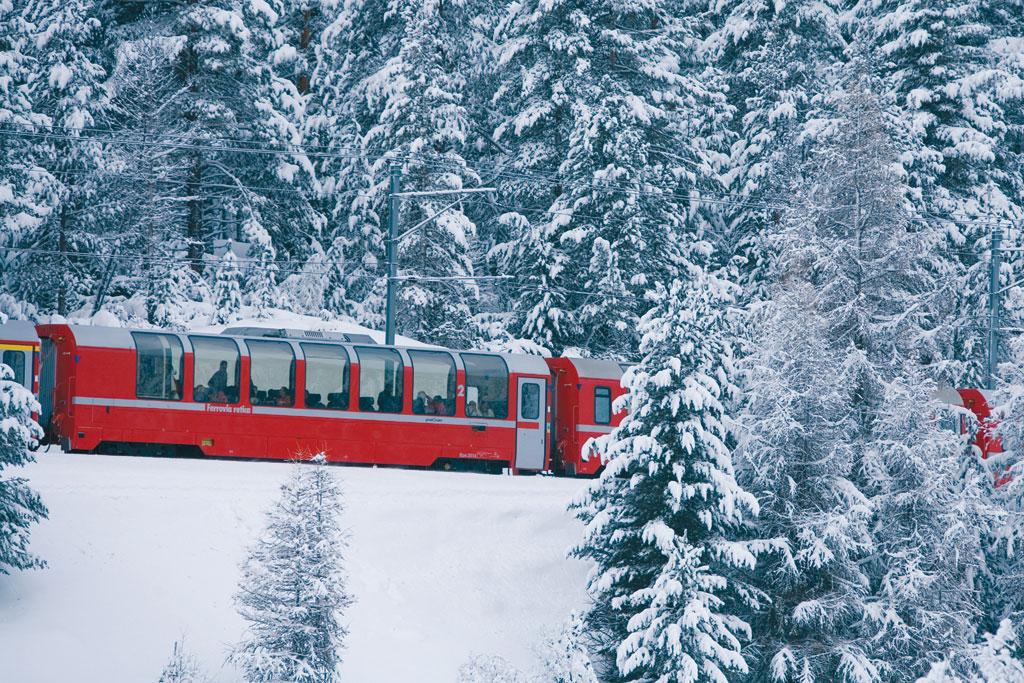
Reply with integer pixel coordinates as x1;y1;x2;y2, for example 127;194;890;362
187;151;203;273
57;203;68;317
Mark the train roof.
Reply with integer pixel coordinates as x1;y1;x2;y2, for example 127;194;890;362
562;356;625;381
0;320;40;344
220;326;377;344
42;323;553;373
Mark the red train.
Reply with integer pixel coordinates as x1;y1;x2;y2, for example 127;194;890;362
5;320;1009;477
942;385;1012;487
30;323;626;475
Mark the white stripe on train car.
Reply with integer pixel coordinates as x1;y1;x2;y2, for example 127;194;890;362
251;406;516;428
576;424;615;434
74;396;207;411
72;396;516;429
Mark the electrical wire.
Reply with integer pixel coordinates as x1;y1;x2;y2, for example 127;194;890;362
5;122;1021;228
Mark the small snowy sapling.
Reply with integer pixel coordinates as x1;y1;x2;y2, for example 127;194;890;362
229;453;351;683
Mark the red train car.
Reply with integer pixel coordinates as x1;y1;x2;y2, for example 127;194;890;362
0;320;39;395
547;357;627;476
941;386;1013;487
38;324;552;473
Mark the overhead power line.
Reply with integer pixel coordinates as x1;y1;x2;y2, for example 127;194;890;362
2;124;1020;228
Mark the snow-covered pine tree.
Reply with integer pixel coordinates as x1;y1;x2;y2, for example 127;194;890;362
147;253;203;330
210;249;243;324
0;0;52;259
456;655;528;683
572;272;761;681
974;347;1024;638
315;0;484;348
244;219;281;319
749;73;996;682
318;147;387;328
709;0;849;301
229;453;351;683
916;619;1024;683
157;639;208;683
865;371;994;681
538;612;599;683
93;0;321;315
0;357;47;574
280;238;327;316
487;0;732;357
738;282;878;682
852;0;1024;384
8;0;110;316
309;7;388;329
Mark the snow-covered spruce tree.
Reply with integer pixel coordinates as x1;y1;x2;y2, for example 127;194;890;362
309;9;387;329
315;0;484;347
8;0;110;316
457;655;528;683
851;0;1024;383
708;0;849;301
0;360;47;575
745;75;996;682
572;272;762;681
917;619;1024;683
147;255;204;330
975;347;1024;636
864;370;994;681
738;283;878;682
539;612;600;683
229;453;351;683
487;0;731;357
157;639;209;683
280;238;328;316
244;218;282;319
0;0;52;264
210;250;243;324
99;0;321;306
317;146;387;328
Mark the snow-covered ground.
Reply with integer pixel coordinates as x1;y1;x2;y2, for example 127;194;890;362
0;452;591;682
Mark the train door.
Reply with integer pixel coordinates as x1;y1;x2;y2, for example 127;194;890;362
39;339;57;434
515;377;547;470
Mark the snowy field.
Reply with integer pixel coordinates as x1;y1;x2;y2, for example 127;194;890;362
0;452;591;682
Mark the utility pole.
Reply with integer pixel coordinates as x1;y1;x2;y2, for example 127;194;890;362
987;228;1002;390
385;163;401;346
382;166;494;346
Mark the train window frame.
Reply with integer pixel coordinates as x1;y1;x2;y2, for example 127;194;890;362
2;349;27;389
461;353;509;420
595;386;612;425
301;343;350;411
132;332;184;401
189;335;242;404
355;346;404;414
247;339;296;407
409;350;457;417
521;382;540;420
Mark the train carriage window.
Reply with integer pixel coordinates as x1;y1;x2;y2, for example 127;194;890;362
132;333;184;400
247;340;295;406
521;382;540;420
190;336;240;404
2;350;26;389
356;347;404;413
595;386;612;425
302;343;350;410
410;351;456;416
461;353;508;419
